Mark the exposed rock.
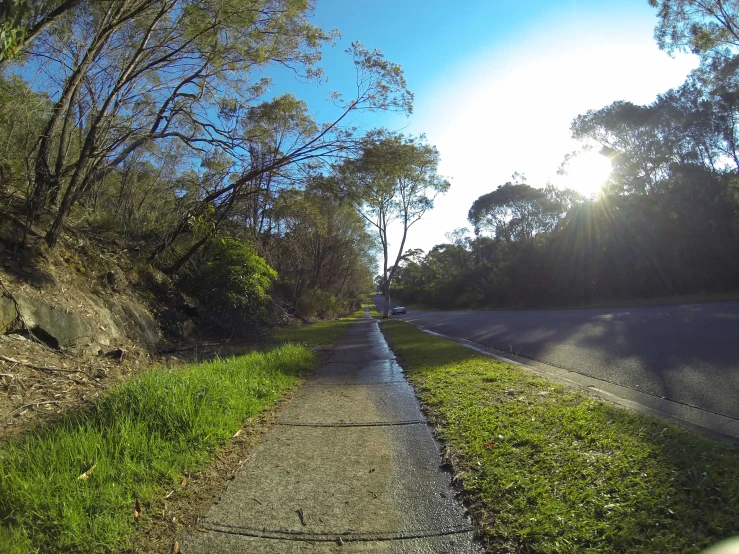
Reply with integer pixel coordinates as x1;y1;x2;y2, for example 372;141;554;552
1;285;159;357
0;294;18;333
101;297;160;348
15;295;96;351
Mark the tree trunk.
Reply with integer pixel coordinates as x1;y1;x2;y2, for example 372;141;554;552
164;234;211;275
382;243;390;318
45;185;77;248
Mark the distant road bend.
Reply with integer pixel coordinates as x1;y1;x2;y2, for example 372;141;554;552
380;297;739;421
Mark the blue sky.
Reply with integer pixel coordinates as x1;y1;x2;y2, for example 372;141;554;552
269;0;698;258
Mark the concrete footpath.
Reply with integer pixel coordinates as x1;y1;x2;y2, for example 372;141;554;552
181;311;482;553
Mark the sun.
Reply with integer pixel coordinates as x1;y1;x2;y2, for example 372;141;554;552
562;151;612;197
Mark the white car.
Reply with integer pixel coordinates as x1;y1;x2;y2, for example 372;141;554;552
391;306;406;315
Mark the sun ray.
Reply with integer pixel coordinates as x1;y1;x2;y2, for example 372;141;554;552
562;151;612;196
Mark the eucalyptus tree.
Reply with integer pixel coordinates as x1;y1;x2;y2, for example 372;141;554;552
570;101;681;194
648;1;739;172
656;83;727;171
340;131;449;317
571;82;739;190
14;0;412;256
0;0;84;63
269;186;376;315
0;75;48;197
468;181;580;244
23;0;340;248
151;41;413;271
650;0;739;63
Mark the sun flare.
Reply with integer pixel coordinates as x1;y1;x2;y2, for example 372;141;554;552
562;151;612;197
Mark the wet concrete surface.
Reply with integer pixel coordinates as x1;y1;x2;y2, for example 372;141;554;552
384;296;739;420
180;312;481;553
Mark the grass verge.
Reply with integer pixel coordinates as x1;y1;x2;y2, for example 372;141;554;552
365;297;381;319
1;312;362;554
0;346;313;554
380;320;739;554
269;307;364;346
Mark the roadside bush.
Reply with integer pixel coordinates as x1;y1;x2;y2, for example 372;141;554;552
183;238;277;329
298;289;344;319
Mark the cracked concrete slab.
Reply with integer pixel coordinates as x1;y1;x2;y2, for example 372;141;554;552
180;311;482;553
182;531;479;553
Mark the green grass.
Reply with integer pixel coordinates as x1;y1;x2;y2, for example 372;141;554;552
380;320;739;554
0;346;314;553
365;297;381;319
269;307;364;346
0;308;365;554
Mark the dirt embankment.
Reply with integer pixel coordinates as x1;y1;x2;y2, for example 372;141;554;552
0;218;213;437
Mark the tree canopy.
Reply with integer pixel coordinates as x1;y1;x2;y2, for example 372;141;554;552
393;0;739;310
0;0;417;327
338;131;449;316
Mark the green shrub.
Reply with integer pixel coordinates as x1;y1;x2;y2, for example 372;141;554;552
298;288;343;319
184;238;277;327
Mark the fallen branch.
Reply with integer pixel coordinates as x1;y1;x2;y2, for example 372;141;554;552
0;278;23;330
0;355;93;378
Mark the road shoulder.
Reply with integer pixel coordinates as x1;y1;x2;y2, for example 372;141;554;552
379;318;739;553
411;322;739;443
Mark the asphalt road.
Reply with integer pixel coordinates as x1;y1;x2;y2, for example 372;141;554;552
376;296;739;420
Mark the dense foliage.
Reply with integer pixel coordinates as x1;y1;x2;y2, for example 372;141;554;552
394;2;739;309
0;0;417;324
6;0;737;321
182;238;276;328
